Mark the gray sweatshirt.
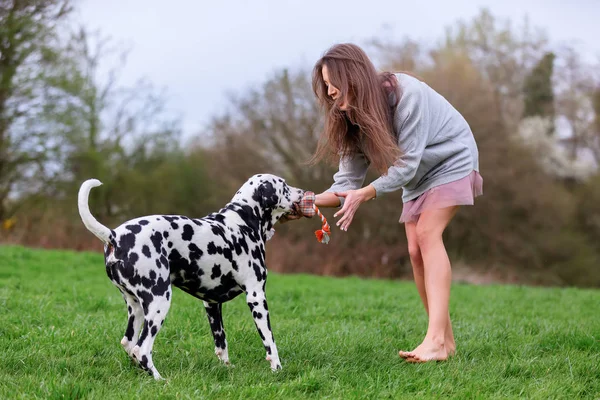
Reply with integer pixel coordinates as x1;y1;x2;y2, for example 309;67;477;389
326;73;480;204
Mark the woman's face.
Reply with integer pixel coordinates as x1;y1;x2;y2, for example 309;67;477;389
322;65;348;111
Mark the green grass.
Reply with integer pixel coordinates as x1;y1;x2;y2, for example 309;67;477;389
0;245;599;399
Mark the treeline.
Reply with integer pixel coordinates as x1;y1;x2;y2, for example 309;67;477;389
1;3;599;287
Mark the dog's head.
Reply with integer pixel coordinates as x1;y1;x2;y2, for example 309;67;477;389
232;174;304;229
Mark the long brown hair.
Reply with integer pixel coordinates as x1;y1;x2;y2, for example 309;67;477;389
311;43;401;175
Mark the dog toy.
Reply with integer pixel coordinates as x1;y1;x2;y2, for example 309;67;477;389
299;191;330;244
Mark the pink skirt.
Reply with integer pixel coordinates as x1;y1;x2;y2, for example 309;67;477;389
399;171;483;223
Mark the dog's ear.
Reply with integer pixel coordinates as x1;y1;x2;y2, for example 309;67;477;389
253;181;279;209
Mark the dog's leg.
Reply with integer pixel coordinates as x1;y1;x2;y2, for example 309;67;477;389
246;288;281;371
203;301;230;365
119;289;144;361
132;287;172;380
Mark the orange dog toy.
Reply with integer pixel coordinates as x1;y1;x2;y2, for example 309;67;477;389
312;204;331;244
298;191;330;244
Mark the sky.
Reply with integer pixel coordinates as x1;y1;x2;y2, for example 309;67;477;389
77;0;600;139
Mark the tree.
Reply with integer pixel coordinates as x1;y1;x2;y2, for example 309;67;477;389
0;0;71;220
39;28;187;222
591;87;600;164
523;52;556;126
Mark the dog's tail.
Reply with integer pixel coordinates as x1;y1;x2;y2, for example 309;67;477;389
78;179;112;245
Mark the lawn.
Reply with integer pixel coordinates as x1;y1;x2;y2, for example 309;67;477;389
0;245;599;399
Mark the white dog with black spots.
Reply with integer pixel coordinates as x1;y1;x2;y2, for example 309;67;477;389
78;174;304;380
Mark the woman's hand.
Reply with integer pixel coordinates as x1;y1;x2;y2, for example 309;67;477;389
333;185;376;231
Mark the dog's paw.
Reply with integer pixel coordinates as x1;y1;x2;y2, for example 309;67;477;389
270;363;282;371
266;355;282;371
152;372;165;381
121;337;137;359
215;347;230;365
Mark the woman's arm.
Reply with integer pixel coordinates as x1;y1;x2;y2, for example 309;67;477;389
320;152;370;208
315;192;341;208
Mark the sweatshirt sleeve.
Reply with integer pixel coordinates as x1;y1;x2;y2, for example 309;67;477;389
325;151;369;207
370;83;430;198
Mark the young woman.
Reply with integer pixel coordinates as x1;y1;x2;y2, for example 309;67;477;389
306;43;482;362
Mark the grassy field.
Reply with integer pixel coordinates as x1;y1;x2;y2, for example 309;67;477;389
0;245;599;399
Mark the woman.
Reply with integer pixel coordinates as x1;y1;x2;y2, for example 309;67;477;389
304;43;482;362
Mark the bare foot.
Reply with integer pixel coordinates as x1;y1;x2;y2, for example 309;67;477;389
398;341;426;359
403;338;448;363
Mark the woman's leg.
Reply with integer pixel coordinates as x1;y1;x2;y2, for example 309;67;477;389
400;206;458;362
405;221;429;315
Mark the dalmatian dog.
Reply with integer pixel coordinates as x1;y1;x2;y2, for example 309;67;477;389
77;174;304;380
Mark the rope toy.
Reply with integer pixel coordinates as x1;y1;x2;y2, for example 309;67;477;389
298;191;331;244
312;204;331;244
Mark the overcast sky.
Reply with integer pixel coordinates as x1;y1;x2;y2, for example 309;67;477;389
77;0;600;138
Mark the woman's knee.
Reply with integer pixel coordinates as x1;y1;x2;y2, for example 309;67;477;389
415;223;443;250
408;242;423;267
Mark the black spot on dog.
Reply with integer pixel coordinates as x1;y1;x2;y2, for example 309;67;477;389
253;311;263;319
252;181;279;210
251;246;263;263
232;237;243;256
214;332;226;349
151;277;170;297
149;270;156;280
127;252;139;269
126;224;142;234
137;290;153;314
125;315;135;341
140;355;149;371
150;231;163;254
211;225;226;238
189;243;203;261
263;300;269;311
168;241;173;248
118;233;136;255
141;274;155;289
253;263;264;282
207;242;217;255
137;321;149;346
139;220;149;226
223;247;233;262
163;216;180;223
142;245;151;258
182;224;194;241
171;222;179;229
163;231;169;238
267;314;272;332
265;345;272;355
151;326;158;337
192;219;202;226
211;264;222;279
105;261;120;283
